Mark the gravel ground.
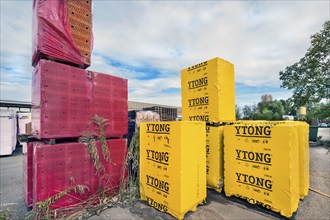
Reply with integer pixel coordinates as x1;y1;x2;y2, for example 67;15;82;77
1;129;329;219
295;146;330;220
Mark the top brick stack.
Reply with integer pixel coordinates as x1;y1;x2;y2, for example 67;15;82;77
32;0;93;68
181;57;235;123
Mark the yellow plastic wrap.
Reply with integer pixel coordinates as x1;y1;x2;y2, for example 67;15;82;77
272;121;309;199
140;121;206;219
206;125;224;192
295;122;309;199
181;57;235;123
224;123;300;218
236;120;309;199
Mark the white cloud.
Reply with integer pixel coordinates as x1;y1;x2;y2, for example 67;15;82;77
0;0;329;106
0;82;31;101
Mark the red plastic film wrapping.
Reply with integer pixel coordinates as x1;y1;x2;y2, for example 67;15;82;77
32;0;93;68
92;72;128;138
32;139;127;209
23;142;34;207
31;60;92;139
31;60;128;139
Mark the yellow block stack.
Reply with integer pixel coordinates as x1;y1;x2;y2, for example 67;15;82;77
181;57;236;193
181;57;235;123
223;122;309;218
140;121;206;219
206;125;225;192
140;56;310;219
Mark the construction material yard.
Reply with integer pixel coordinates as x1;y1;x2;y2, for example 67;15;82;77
1;128;329;219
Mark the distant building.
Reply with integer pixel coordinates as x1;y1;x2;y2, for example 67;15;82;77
128;101;182;116
0;100;182;115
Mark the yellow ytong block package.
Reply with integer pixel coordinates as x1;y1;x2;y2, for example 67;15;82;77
140;121;206;219
274;121;310;199
181;57;235;123
234;120;310;199
295;122;309;199
206;125;224;192
224;123;300;218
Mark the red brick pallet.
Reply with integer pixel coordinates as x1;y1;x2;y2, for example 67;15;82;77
23;139;127;208
32;0;93;68
32;60;128;139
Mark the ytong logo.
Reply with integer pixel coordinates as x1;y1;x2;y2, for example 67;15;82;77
146;123;170;133
235;125;271;138
146;175;170;193
188;77;208;89
236;172;273;191
236;149;271;165
188;96;209;107
146;149;169;164
189;115;209;121
146;196;168;212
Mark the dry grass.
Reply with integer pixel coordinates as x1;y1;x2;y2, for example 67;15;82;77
32;185;89;220
126;132;140;201
79;131;104;175
93;115;111;162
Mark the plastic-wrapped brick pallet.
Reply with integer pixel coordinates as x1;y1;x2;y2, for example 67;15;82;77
32;139;127;209
181;57;235;123
23;142;34;207
32;59;92;139
206;125;225;192
140;121;206;219
32;0;93;68
294;122;309;199
92;72;128;137
267;121;309;199
235;120;310;199
32;59;128;139
268;121;309;199
224;122;300;218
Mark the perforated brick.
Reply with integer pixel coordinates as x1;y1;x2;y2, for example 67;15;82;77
32;139;127;209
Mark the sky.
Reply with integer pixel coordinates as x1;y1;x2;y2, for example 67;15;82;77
1;1;329;108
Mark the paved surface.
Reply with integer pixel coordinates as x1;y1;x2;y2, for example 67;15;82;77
318;127;330;142
1;128;329;219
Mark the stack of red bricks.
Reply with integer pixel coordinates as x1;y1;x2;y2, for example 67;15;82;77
23;0;128;209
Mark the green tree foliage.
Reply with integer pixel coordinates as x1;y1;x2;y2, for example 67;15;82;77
235;105;242;119
279;20;330;107
306;102;330;121
242;104;257;120
242;94;296;120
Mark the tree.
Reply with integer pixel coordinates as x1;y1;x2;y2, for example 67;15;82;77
307;102;330;122
242;104;257;120
316;102;330;121
280;99;297;116
242;95;295;120
279;20;330;107
235;105;242;120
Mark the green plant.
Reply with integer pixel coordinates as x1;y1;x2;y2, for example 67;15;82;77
0;208;11;220
280;21;330;107
93;115;111;162
125;132;140;202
